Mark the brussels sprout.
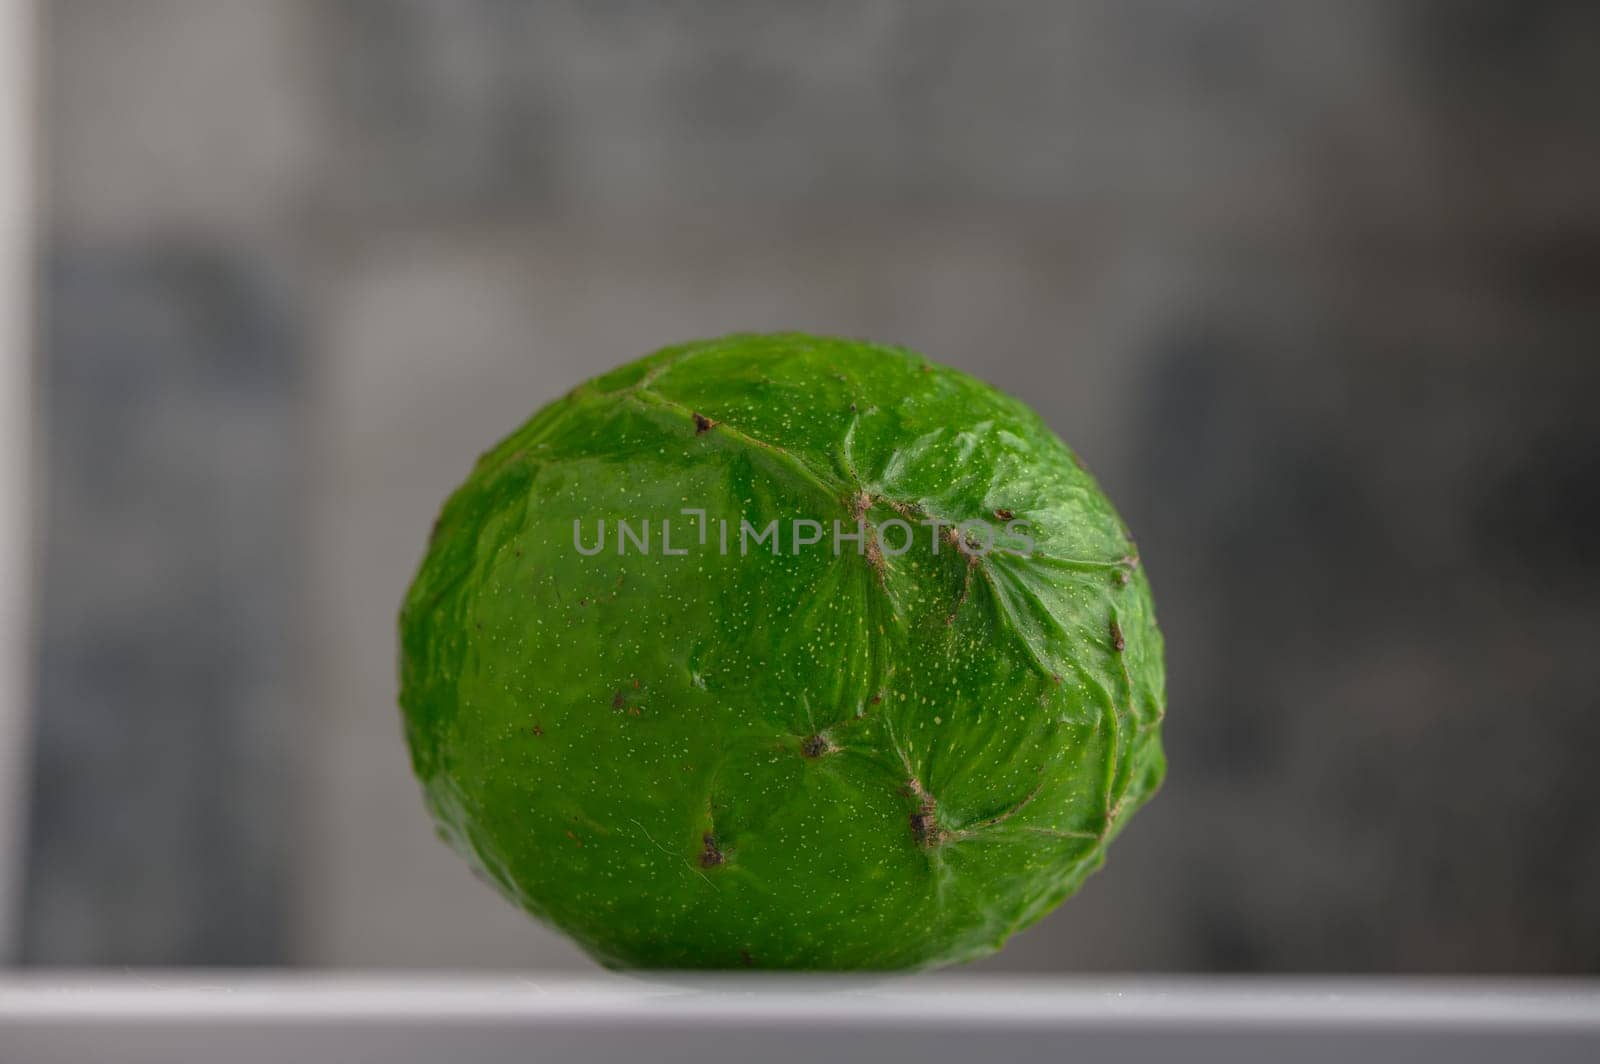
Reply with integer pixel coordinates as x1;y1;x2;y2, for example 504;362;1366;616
400;333;1165;970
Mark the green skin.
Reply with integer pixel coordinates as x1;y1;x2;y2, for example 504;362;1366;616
400;333;1165;970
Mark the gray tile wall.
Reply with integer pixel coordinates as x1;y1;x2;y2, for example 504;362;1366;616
29;246;305;963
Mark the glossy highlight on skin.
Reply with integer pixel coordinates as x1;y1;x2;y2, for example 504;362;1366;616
399;333;1166;970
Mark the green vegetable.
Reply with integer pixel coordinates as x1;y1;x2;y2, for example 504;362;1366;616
400;333;1165;970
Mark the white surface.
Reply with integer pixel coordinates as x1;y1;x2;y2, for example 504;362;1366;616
1;975;1597;1063
0;0;35;964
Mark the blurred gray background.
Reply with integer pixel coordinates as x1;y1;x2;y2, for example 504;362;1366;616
17;0;1600;972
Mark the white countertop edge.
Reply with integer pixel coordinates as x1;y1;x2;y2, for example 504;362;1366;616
1;974;1597;1030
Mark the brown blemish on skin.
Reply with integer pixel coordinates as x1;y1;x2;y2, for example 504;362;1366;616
904;778;948;847
611;690;625;710
693;412;717;435
944;526;986;566
531;724;544;737
566;830;583;848
700;834;725;868
800;733;833;758
993;508;1015;522
740;949;755;967
1110;619;1126;652
851;489;888;582
864;534;888;582
870;692;883;705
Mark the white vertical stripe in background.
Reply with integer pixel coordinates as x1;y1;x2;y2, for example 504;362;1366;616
0;0;35;964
